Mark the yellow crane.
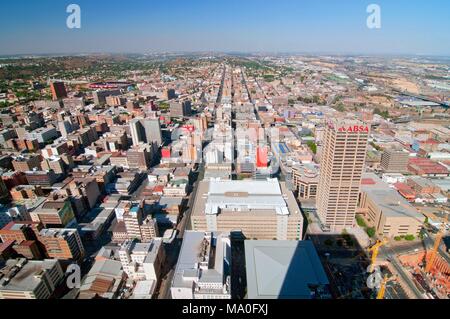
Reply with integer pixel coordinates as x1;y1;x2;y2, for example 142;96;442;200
368;238;388;273
425;217;447;273
376;275;397;299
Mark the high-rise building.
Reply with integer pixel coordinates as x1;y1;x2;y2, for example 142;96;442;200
127;144;152;170
0;259;64;299
170;100;191;118
93;90;121;105
317;120;369;232
118;239;165;281
50;82;67;101
130;118;162;147
380;149;410;173
38;228;85;261
191;179;304;240
165;89;177;100
122;203;159;242
0;222;42;243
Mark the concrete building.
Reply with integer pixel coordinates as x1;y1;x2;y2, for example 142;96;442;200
171;231;231;299
25;127;59;144
380;149;410;173
191;179;304;240
122;203;159;243
127;144;153;170
317;120;369;232
50;82;67;100
93;89;121;106
359;173;425;238
79;259;126;299
30;197;76;228
118;239;165;282
292;164;319;199
244;240;330;299
38;228;85;261
12;155;42;172
0;258;64;299
170;100;192;118
130;118;162;147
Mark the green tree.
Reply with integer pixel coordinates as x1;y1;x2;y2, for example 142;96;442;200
366;227;376;238
307;141;317;154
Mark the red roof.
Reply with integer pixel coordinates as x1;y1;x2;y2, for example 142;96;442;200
153;185;164;193
408;158;449;174
361;178;376;185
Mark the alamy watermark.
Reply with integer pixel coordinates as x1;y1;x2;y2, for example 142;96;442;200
367;4;381;29
66;4;81;29
66;263;81;289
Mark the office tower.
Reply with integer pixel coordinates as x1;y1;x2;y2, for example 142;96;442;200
165;88;177;100
130;118;162;147
380;149;410;173
0;259;64;299
317;120;369;232
142;118;162;146
50;82;67;101
170;100;192;118
127;144;152;170
244;240;330;299
38;228;85;261
93;90;121;105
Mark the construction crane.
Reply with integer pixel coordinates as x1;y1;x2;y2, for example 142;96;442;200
425;217;447;273
368;238;388;273
376;275;397;299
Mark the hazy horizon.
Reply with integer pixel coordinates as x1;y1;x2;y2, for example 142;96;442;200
1;0;450;56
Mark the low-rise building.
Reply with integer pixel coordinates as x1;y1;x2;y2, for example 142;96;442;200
359;173;425;238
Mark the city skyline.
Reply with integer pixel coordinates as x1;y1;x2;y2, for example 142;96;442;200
1;0;450;56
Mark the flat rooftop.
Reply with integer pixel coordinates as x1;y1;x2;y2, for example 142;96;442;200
362;173;424;220
192;179;301;217
245;240;329;299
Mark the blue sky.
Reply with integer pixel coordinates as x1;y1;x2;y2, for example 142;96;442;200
0;0;449;55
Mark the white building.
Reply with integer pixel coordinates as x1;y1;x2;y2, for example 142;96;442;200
118;239;164;282
171;231;231;299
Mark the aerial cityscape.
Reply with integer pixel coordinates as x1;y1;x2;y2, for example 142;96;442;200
0;0;449;305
